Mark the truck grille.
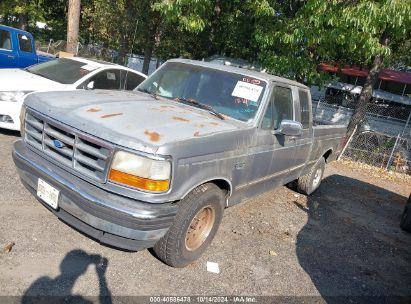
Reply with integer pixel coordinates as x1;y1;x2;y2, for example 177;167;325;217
24;110;112;182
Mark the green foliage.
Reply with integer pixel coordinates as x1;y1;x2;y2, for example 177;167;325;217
256;0;411;85
0;0;410;84
153;0;213;33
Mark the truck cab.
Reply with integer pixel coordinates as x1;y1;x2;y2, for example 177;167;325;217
0;25;54;68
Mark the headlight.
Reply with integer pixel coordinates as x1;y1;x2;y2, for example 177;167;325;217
108;151;171;192
0;91;28;102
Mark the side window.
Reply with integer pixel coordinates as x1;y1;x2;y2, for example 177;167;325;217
0;30;12;50
262;86;293;130
18;34;33;53
121;71;145;90
89;69;121;90
298;89;311;129
272;86;293;129
261;100;273;129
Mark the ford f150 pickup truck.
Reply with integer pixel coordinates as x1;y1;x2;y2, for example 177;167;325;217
0;25;54;68
13;59;346;267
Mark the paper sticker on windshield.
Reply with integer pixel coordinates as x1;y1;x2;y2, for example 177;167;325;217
232;81;263;101
81;64;98;71
106;72;116;80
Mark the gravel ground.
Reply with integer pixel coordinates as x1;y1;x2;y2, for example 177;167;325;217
0;129;410;301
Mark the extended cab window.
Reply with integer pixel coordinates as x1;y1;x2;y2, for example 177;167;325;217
298;89;311;129
262;86;293;129
18;34;33;53
0;30;12;50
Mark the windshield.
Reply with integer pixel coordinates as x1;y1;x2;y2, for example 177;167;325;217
27;58;99;84
137;62;267;122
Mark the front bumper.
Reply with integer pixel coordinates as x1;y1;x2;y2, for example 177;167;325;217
12;140;178;251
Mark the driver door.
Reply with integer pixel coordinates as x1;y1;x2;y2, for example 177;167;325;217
247;85;298;190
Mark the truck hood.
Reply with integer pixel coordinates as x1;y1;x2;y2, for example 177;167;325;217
25;90;242;154
0;69;64;91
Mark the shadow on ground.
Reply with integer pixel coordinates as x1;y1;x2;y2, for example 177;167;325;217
22;249;112;304
295;174;411;303
0;128;20;137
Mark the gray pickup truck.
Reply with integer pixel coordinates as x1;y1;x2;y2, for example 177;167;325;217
13;59;346;267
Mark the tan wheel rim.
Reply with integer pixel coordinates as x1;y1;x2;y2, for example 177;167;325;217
312;168;322;188
185;206;216;251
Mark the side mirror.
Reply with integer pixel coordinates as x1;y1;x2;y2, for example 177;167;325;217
276;120;303;136
86;81;95;90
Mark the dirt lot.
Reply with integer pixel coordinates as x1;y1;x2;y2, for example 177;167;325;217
1;129;410;301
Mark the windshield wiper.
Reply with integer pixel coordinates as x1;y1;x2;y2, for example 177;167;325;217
175;97;225;120
138;88;159;100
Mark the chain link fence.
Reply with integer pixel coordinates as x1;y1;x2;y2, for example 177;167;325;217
37;40;163;74
313;94;411;175
37;40;119;62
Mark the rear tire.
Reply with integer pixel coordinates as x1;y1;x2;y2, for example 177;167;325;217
297;157;326;195
153;183;225;268
400;195;411;233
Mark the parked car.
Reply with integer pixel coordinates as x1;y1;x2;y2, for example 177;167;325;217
12;59;346;267
400;194;411;233
0;25;54;68
0;57;147;131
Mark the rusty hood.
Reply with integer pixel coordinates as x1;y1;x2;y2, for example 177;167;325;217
24;90;241;154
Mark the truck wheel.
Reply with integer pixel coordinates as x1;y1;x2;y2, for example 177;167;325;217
153;183;225;268
297;157;325;195
400;195;411;233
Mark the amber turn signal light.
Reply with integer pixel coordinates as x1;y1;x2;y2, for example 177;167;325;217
108;169;170;192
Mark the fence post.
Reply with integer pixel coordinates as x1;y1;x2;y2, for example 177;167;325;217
338;125;357;160
385;133;401;171
401;111;411;137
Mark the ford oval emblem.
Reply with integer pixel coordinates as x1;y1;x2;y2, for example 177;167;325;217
52;139;65;149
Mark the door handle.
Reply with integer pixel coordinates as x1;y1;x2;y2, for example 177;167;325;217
7;55;15;59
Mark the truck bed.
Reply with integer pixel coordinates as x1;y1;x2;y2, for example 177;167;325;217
309;123;347;164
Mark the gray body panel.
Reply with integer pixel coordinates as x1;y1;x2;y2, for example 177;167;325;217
17;59;346;241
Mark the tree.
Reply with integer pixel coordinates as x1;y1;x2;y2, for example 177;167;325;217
256;0;411;137
67;0;81;54
0;0;47;31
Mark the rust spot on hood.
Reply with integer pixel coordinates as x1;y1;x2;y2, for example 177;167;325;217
101;113;123;118
194;131;200;137
144;129;162;142
87;108;101;112
209;122;220;126
161;105;175;109
172;116;190;122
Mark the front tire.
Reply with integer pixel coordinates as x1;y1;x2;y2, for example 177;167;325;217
153;183;225;268
297;157;326;195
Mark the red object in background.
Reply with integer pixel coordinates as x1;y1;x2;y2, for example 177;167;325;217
318;63;411;85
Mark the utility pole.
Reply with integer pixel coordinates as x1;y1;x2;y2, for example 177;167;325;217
66;0;81;54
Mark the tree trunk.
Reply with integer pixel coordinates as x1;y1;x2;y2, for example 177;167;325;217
17;13;29;31
118;34;129;65
142;21;160;75
345;35;388;139
66;0;81;54
142;38;154;75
